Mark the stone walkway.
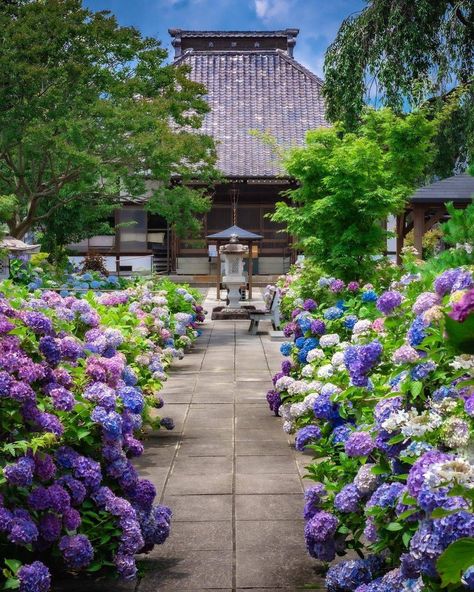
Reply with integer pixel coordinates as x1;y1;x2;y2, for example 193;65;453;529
133;289;323;592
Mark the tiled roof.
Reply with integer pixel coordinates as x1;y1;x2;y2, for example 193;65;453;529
411;173;474;203
175;48;329;178
170;29;298;38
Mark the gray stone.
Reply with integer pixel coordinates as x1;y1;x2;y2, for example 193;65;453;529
138;550;233;591
236;455;298;474
165;473;233;495
235;494;303;521
163;494;232;522
235;474;303;494
162;521;233;552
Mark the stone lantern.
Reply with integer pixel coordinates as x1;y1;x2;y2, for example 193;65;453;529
219;233;248;308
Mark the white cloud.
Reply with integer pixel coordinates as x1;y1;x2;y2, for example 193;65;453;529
253;0;294;23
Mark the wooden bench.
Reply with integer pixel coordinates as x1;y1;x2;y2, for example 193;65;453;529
248;291;281;334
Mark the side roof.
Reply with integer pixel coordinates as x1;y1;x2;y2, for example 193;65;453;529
170;30;329;178
411;173;474;204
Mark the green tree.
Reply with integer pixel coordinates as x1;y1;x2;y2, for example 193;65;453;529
0;0;217;240
272;108;437;280
324;0;474;176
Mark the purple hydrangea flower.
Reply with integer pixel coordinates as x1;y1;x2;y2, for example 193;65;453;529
303;483;326;520
305;510;338;543
72;456;102;489
18;561;51;592
59;534;94;569
39;336;61;366
49;386;76;412
330;279;345;293
4;456;35;487
295;425;322;451
345;432;375;457
39;513;62;542
334;484;361;513
266;389;281;416
410;361;436;381
9;515;39;546
449;288;474;322
23;312;53;335
332;424;353;444
310;319;326;335
344;341;382;387
347;281;360;292
376;290;403;315
313;392;340;422
115;553;137;580
34;453;56;482
63;507;81;531
412;292;440;315
303;299;317;311
367;482;405;508
407;450;453;497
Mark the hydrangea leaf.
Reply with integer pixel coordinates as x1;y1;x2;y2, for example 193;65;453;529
437;538;474;587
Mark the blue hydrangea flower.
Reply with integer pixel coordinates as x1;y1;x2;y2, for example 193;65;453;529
324;307;344;320
361;290;378;302
280;342;293;356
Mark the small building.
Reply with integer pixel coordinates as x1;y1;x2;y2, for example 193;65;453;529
69;29;329;277
395;172;474;261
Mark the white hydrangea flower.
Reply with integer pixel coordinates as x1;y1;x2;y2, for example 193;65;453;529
319;333;340;348
397;409;442;438
289;402;307;419
317;364;334;379
275;376;295;392
352;320;372;335
353;464;378;495
303;392;319;410
278;403;292;420
301;364;314;378
381;410;410;433
424;458;474;489
450;354;474;375
288;380;308;395
331;351;345;369
442;417;470;448
306;380;323;392
282;420;295;434
306;348;325;363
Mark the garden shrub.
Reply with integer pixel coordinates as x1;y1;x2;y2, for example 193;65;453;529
0;281;202;590
266;260;474;591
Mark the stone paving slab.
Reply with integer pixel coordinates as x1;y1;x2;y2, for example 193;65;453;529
137;288;322;592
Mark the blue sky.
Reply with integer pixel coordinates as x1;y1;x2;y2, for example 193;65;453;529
83;0;365;77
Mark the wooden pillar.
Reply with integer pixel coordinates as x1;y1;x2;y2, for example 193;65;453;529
114;209;121;275
396;213;405;265
248;241;253;301
216;241;221;302
413;206;425;259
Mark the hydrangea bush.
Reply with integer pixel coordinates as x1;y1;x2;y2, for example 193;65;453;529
0;281;202;591
266;261;474;591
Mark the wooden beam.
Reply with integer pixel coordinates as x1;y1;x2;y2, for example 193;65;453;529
424;207;447;232
216;241;221;302
248;241;253;300
413;206;425;258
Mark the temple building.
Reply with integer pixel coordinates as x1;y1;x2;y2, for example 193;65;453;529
69;29;329;276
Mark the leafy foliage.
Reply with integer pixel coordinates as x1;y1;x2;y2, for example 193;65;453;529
272;108;437;280
0;0;217;240
323;0;474;175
